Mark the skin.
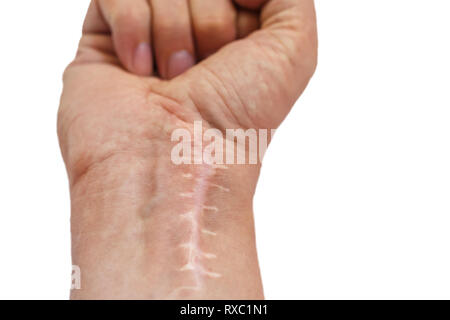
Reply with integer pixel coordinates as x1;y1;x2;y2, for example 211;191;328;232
58;0;318;299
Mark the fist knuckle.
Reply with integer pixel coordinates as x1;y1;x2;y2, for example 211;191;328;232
198;13;232;34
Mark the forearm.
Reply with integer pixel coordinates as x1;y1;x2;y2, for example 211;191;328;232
69;154;264;300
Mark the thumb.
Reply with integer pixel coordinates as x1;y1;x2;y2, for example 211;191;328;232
186;0;318;130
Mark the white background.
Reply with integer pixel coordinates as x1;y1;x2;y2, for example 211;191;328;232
0;0;449;299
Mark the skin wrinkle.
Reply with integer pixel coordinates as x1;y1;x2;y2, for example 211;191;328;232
185;74;247;136
144;85;194;125
62;88;178;190
69;151;136;188
79;34;116;55
220;59;256;127
197;64;246;130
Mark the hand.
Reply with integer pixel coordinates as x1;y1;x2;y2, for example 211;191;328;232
58;0;317;299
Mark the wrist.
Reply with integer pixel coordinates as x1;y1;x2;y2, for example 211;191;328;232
69;154;263;299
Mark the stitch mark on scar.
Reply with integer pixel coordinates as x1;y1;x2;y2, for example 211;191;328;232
212;164;229;170
173;163;229;298
203;252;217;259
180;192;194;198
210;183;230;192
195;178;230;193
169;286;201;298
181;211;194;219
203;205;219;213
180;263;196;271
204;271;222;278
202;229;217;236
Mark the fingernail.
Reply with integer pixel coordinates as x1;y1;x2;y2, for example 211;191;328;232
134;42;152;76
167;50;195;79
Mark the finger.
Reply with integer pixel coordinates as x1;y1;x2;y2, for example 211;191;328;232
75;34;120;67
83;0;153;76
150;0;196;79
188;0;318;129
82;1;109;34
237;9;260;38
189;0;237;59
234;0;269;10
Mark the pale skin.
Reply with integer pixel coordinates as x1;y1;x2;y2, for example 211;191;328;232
58;0;317;299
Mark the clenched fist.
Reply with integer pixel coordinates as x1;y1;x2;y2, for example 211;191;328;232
58;0;317;299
